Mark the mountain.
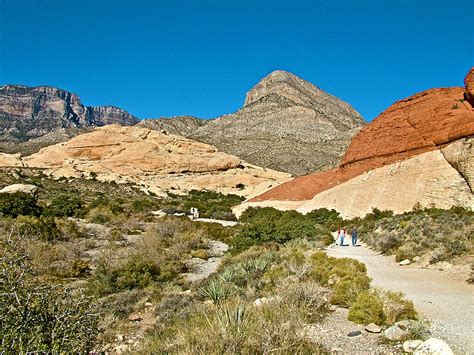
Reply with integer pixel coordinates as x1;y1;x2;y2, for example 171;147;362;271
136;116;208;136
0;125;290;198
0;85;139;155
236;68;474;218
189;70;365;176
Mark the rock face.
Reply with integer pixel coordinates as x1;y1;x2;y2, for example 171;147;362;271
239;70;474;218
190;70;365;176
0;85;139;155
136;116;207;136
0;184;38;195
18;125;290;197
464;67;474;106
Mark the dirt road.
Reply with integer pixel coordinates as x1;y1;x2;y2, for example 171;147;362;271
326;243;474;353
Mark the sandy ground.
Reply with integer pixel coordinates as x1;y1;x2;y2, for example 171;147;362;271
326;242;474;353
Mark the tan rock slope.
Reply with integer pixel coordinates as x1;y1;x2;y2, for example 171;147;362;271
2;125;290;197
237;69;474;218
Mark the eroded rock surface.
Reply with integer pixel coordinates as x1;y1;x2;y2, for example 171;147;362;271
16;125;290;197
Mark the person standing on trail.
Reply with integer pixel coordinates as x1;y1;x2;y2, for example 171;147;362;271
337;227;346;246
351;226;358;246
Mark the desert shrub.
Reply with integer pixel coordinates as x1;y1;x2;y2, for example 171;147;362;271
0;233;99;352
131;198;159;213
145;299;323;354
0;192;41;217
358;207;473;263
15;215;62;241
89;257;162;296
348;290;385;325
164;190;243;220
348;289;417;326
278;280;330;321
45;194;84;217
309;252;370;307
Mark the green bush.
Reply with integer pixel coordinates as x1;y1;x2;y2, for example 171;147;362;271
45;194;84;217
348;290;385;325
16;215;62;241
0;192;41;217
348;289;417;326
88;257;162;296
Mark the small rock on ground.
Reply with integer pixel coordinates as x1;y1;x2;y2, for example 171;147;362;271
403;339;423;353
365;323;382;333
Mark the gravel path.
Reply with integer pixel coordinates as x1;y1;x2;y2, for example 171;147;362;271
326;242;474;353
185;240;229;282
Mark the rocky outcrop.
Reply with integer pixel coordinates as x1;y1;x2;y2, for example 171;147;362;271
240;70;474;217
464;67;474;106
0;184;38;195
136;116;207;136
191;70;365;176
0;85;139;155
86;106;139;126
295;150;473;219
18;125;290;197
0;152;24;167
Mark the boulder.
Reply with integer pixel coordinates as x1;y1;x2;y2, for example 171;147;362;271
365;323;382;333
399;259;411;266
383;325;407;341
403;340;423;353
0;184;38;195
414;338;454;355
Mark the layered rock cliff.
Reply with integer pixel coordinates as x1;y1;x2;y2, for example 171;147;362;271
2;125;290;197
237;70;474;218
190;70;366;176
0;85;139;155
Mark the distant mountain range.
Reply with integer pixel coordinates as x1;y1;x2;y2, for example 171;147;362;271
0;71;365;175
0;85;139;155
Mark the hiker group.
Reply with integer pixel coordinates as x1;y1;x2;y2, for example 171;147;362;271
337;226;358;246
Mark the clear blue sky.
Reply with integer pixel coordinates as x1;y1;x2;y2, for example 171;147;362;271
0;0;472;121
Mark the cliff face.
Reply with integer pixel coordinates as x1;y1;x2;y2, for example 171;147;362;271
241;70;474;217
0;85;139;155
190;70;365;176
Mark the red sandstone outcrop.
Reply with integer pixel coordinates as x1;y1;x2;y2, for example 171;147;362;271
244;70;474;216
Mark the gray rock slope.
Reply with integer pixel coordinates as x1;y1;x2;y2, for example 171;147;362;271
190;70;366;175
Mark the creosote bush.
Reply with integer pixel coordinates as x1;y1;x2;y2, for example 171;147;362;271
348;289;417;326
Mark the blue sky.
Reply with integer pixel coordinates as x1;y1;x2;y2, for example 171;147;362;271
0;0;472;121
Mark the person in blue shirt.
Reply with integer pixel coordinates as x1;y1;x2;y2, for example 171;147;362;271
351;226;359;246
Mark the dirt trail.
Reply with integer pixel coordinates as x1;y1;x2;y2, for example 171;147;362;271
326;242;474;353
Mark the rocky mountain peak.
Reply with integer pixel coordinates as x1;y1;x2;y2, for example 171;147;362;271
244;70;318;107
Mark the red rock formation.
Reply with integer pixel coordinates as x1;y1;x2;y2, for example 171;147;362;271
465;67;474;106
251;70;474;203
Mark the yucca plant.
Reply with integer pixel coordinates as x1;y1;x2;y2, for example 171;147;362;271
198;279;232;303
